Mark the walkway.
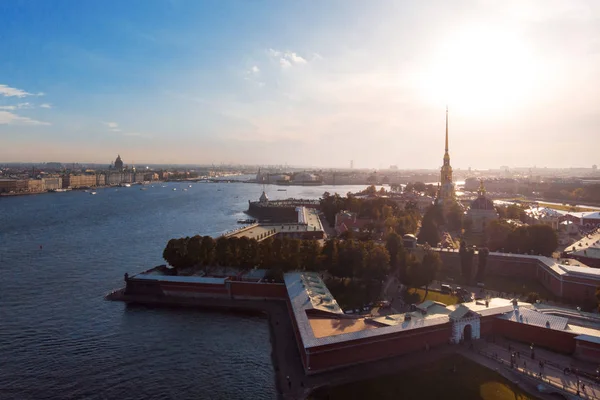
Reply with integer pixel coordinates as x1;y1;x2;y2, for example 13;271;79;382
475;338;600;399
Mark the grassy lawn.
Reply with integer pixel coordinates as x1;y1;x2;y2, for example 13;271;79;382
309;354;537;400
405;288;459;305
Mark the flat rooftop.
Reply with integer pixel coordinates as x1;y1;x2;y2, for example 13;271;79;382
309;317;377;338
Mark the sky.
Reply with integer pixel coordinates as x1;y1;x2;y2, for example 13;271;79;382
1;0;599;169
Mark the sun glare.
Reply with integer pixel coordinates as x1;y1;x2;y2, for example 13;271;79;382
418;26;539;116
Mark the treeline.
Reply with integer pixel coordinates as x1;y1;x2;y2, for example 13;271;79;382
320;190;420;236
162;231;442;288
543;183;600;204
486;221;558;256
163;235;397;283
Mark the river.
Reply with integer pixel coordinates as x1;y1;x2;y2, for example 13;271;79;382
0;180;375;400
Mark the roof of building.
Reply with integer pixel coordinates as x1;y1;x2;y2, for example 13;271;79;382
284;272;452;349
446;298;519;318
499;307;568;330
574;334;600;345
470;196;495;211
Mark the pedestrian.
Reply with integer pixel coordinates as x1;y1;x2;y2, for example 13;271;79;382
582;383;586;392
524;361;527;369
508;344;512;352
517;351;520;359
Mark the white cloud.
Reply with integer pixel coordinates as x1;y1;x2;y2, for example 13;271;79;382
279;58;292;68
40;103;52;109
268;48;281;58
267;49;308;68
0;84;33;97
0;105;16;110
287;52;307;65
0;110;50;126
104;121;120;130
251;65;260;74
17;102;33;109
0;84;45;98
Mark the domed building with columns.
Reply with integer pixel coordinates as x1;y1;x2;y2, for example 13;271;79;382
467;181;498;233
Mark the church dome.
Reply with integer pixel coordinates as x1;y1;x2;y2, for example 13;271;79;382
470;197;495;211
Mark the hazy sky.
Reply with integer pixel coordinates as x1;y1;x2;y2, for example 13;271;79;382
1;0;599;169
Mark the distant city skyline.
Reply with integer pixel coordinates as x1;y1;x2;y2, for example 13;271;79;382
1;1;599;169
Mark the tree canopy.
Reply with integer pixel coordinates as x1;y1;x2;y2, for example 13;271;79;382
485;221;558;256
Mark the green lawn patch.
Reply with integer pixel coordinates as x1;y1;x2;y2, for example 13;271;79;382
405;288;459;305
309;353;537;400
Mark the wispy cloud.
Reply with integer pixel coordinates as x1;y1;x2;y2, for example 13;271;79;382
0;110;50;126
243;65;265;87
0;103;37;111
267;49;308;69
103;121;122;132
0;84;44;98
40;103;52;109
102;121;149;137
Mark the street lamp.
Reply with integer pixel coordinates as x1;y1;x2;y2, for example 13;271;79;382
530;343;535;360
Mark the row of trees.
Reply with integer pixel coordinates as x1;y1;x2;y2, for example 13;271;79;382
486;221;558;256
163;231;444;293
163;235;322;272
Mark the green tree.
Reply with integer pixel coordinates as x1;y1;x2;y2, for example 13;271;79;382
364;245;391;282
186;235;204;266
301;240;322;271
238;236;259;268
215;236;232;266
321;239;339;272
420;249;442;296
385;232;404;270
200;236;216;268
162;237;192;270
283;238;302;271
459;241;475;283
475;247;489;282
413;181;426;193
446;202;463;232
527;224;558;256
259;238;275;268
486;220;514;252
418;205;443;246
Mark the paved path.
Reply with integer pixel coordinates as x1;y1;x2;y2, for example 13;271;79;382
476;339;600;399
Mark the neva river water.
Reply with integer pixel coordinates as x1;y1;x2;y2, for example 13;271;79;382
0;180;379;400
